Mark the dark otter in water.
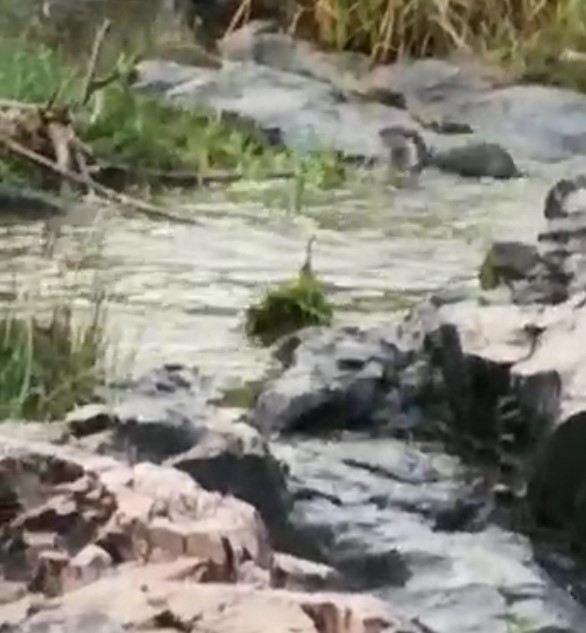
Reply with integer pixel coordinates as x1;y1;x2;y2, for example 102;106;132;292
378;126;431;177
378;127;520;180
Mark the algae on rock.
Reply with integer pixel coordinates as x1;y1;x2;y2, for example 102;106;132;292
245;237;333;347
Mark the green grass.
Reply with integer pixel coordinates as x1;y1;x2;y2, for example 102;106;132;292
0;288;107;421
0;39;79;104
0;33;348;189
79;85;282;173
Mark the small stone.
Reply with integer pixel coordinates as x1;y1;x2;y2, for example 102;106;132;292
66;404;117;438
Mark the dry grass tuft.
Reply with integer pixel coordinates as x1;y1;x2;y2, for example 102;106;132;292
233;0;586;66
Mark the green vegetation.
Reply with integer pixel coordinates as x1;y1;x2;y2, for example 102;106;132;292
245;239;334;346
478;248;502;291
80;85;280;173
0;288;107;421
0;40;78;104
0;31;348;191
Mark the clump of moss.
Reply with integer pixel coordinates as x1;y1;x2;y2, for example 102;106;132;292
0;290;106;421
245;237;333;347
478;249;501;291
478;242;540;291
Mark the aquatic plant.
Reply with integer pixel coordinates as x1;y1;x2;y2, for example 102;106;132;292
245;237;334;346
0;284;107;421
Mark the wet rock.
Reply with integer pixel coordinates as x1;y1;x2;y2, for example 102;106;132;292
405;283;586;551
442;84;586;162
134;59;421;159
478;241;541;291
253;324;446;437
274;438;585;633
67;366;290;540
108;365;218;462
431;142;520;179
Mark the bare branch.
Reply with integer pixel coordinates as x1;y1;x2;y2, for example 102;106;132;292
0;133;200;225
80;19;112;107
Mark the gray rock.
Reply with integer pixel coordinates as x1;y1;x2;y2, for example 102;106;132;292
413;292;586;544
444;85;586;163
165;409;291;543
519;175;586;305
134;59;423;159
431;142;520;179
69;365;291;543
253;324;448;438
218;22;372;93
479;241;541;290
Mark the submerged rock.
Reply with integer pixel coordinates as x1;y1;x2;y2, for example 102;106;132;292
0;184;64;218
431;142;520;179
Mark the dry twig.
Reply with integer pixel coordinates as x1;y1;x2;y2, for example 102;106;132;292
0;134;199;225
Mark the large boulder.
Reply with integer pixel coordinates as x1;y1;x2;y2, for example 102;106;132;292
0;436;271;595
134;58;419;159
0;435;422;633
65;365;290;543
0;563;418;633
252;324;448;438
366;61;586;163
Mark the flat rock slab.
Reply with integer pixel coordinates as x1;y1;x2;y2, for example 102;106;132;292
135;52;586;164
134;59;430;159
0;566;416;633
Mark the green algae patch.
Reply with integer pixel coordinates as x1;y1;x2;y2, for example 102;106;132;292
245;239;334;347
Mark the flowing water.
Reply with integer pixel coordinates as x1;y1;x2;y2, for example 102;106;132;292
0;162;566;383
3;143;586;631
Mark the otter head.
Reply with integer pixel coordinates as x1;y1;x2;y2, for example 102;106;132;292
378;126;429;177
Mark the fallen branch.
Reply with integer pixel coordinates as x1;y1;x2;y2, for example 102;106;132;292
0;134;200;225
93;161;295;188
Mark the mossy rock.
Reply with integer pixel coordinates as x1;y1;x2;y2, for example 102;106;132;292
478;241;540;291
245;272;333;347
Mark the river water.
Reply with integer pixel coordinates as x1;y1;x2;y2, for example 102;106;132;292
0;161;563;383
2;131;586;633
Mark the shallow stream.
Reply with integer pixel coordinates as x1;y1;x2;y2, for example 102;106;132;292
2;158;586;632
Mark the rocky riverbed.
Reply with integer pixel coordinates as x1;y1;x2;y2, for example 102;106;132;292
6;7;586;632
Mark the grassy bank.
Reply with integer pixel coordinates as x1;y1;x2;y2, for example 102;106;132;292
230;0;586;88
0;30;347;194
0;281;107;421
